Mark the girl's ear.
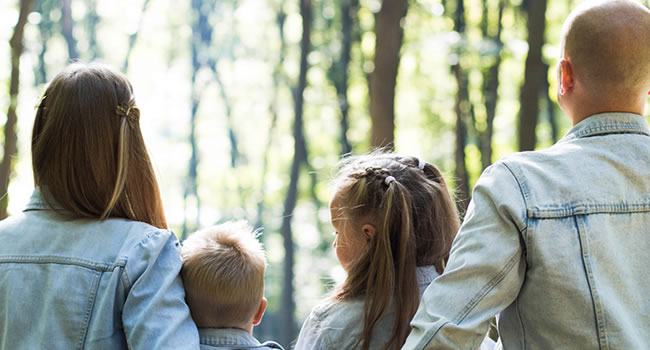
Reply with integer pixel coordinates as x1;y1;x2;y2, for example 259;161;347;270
361;224;376;242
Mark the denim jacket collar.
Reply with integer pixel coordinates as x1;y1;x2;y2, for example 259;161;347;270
559;112;649;143
23;187;62;212
416;266;439;285
199;328;261;348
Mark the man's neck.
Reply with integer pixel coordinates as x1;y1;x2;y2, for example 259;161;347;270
567;96;646;125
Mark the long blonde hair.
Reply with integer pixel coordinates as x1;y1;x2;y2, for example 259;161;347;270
332;152;459;350
31;63;167;228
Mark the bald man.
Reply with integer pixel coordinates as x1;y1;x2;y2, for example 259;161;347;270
403;1;650;349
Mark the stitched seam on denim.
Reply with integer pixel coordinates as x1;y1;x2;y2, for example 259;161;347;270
77;269;101;349
500;162;530;235
572;124;648;139
118;254;130;291
449;250;520;329
0;256;122;271
575;216;606;350
528;202;650;218
515;295;526;350
419;320;451;350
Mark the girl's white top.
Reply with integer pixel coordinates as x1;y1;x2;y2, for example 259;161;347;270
295;266;495;350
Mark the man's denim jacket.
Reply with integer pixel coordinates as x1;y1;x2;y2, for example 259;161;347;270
0;189;200;349
404;113;650;349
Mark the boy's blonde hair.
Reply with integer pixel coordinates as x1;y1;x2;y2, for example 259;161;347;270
181;221;266;328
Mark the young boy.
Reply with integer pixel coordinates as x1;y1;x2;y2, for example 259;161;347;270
181;221;283;350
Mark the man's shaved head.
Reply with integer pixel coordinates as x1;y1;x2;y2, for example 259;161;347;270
561;0;650;99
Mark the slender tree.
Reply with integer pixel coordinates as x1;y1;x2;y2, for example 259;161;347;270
86;0;101;60
183;0;215;238
122;0;152;72
279;0;312;346
369;0;408;148
518;0;548;151
35;0;53;85
451;0;472;211
61;0;78;61
0;0;35;219
328;0;359;155
256;9;287;230
543;62;559;143
479;0;505;170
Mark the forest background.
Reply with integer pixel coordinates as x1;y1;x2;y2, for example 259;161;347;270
2;0;649;347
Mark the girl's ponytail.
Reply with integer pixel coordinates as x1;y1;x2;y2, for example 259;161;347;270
332;151;459;350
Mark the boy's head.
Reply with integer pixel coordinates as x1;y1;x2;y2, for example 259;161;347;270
181;221;267;331
557;0;650;122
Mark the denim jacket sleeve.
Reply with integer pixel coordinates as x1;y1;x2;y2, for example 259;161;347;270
122;229;200;349
403;162;527;350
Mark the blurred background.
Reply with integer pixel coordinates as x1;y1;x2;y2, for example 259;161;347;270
1;0;649;347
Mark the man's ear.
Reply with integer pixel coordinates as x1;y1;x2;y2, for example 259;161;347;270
361;224;376;242
559;58;575;95
252;297;267;326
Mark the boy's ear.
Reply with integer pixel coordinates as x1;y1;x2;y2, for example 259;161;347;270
361;224;376;242
559;58;575;95
252;297;267;326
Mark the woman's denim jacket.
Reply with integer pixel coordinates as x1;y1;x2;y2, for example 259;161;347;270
404;113;650;349
0;189;200;349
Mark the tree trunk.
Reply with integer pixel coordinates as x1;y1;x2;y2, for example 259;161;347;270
543;62;559;143
210;65;240;168
61;0;78;60
86;0;101;60
122;0;152;72
480;0;505;170
451;0;471;212
36;0;53;85
518;0;548;151
182;0;213;238
0;0;35;219
256;9;287;230
334;0;358;155
369;0;408;149
279;0;312;346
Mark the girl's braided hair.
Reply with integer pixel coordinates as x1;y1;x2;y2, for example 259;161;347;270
331;150;459;350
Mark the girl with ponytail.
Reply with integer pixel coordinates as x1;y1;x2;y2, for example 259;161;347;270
295;151;462;350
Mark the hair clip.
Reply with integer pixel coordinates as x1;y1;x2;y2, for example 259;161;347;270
418;158;425;170
385;176;396;185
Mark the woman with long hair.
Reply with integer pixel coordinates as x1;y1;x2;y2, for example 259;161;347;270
0;63;199;349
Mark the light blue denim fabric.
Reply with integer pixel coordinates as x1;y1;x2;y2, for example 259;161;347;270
198;328;283;350
297;266;465;349
296;266;494;350
404;113;650;349
0;188;200;349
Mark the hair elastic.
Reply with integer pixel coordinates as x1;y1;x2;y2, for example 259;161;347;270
418;158;425;170
385;176;396;185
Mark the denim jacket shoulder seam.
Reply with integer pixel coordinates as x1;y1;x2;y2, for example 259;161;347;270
498;161;529;234
420;321;451;349
77;269;102;349
452;249;521;324
0;255;122;272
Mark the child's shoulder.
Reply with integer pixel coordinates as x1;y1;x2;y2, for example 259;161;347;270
296;298;395;350
310;298;364;328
